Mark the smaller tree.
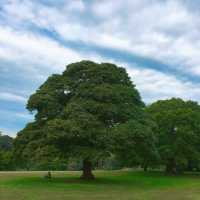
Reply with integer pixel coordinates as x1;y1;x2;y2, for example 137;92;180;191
147;98;200;174
111;116;159;171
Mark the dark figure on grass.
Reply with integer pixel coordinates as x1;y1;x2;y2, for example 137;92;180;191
14;61;156;179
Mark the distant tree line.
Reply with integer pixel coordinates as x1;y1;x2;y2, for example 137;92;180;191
1;61;200;179
0;133;14;170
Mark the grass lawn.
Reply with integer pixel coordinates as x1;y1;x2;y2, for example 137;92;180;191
1;170;200;200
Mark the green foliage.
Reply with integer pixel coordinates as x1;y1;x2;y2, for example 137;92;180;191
0;150;14;170
0;134;14;170
14;122;67;170
147;98;200;173
0;134;13;151
111;117;159;168
14;61;153;172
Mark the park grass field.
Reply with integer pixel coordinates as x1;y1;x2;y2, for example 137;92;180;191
1;170;200;200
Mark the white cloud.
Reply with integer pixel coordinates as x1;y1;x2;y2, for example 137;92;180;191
121;62;200;103
4;0;198;77
130;69;200;103
19;0;200;75
18;0;198;76
0;92;27;103
0;26;103;79
66;0;85;12
0;26;80;71
2;25;199;106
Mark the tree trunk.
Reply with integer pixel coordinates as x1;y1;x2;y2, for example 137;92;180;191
81;159;95;180
187;160;193;172
165;159;177;175
143;164;148;172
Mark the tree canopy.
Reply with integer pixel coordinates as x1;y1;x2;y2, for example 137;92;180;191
14;61;156;179
147;98;200;174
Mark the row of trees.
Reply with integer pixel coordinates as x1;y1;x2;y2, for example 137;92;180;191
2;61;200;179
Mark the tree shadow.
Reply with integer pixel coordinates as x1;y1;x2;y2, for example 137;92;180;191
5;170;200;189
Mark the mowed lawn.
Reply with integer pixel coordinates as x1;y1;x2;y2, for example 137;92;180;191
1;170;200;200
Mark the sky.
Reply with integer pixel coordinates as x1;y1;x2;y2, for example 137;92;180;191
0;0;200;137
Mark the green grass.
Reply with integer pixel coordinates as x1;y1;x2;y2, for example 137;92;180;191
1;170;200;200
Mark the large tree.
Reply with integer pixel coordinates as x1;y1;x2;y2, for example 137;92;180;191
147;98;200;174
14;61;154;179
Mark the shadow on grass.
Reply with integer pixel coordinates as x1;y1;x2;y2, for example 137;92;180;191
3;171;200;190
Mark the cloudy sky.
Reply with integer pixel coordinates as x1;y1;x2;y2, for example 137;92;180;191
1;0;200;136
